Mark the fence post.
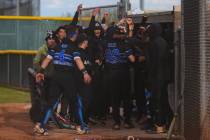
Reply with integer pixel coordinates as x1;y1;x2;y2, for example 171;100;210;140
7;54;10;85
19;54;22;87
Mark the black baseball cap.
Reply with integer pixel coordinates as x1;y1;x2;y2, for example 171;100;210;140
77;33;88;45
45;30;57;41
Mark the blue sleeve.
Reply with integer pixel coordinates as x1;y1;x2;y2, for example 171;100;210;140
48;48;55;57
125;48;133;57
73;51;81;59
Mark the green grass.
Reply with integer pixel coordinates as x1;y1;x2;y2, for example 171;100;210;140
0;87;30;103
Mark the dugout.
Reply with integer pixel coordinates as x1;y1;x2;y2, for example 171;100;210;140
129;9;183;138
131;9;181;82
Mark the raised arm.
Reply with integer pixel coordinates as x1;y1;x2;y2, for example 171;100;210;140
70;4;82;26
88;8;100;29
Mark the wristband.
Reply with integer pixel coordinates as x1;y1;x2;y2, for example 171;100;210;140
81;68;88;75
38;67;45;74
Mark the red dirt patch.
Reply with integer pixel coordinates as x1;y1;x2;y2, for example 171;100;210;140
0;104;178;140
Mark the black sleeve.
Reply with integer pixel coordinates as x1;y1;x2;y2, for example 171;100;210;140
156;39;170;81
101;39;107;52
102;17;106;24
70;11;79;26
106;26;116;39
71;46;81;60
85;16;96;36
88;15;96;29
94;41;104;61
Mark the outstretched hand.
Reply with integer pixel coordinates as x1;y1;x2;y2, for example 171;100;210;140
77;4;83;13
118;18;126;26
92;7;100;16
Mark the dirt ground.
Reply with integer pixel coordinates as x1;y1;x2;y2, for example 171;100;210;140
0;103;178;140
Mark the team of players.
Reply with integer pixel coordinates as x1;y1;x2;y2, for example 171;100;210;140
29;4;172;135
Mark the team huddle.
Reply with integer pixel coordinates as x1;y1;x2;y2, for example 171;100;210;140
28;4;172;135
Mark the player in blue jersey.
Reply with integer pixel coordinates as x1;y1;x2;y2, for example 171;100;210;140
103;24;135;130
74;34;94;133
34;31;91;135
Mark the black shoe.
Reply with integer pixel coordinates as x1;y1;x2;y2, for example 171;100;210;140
112;123;120;130
98;119;106;126
88;117;98;125
135;114;143;122
145;126;157;134
138;116;149;125
140;122;152;130
97;116;107;121
124;122;135;129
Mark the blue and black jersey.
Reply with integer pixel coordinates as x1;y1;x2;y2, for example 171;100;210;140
48;42;80;70
104;41;133;65
75;47;93;78
74;47;93;126
88;37;105;62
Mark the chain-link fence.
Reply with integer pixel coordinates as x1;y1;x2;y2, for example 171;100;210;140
0;18;76;50
0;16;89;88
